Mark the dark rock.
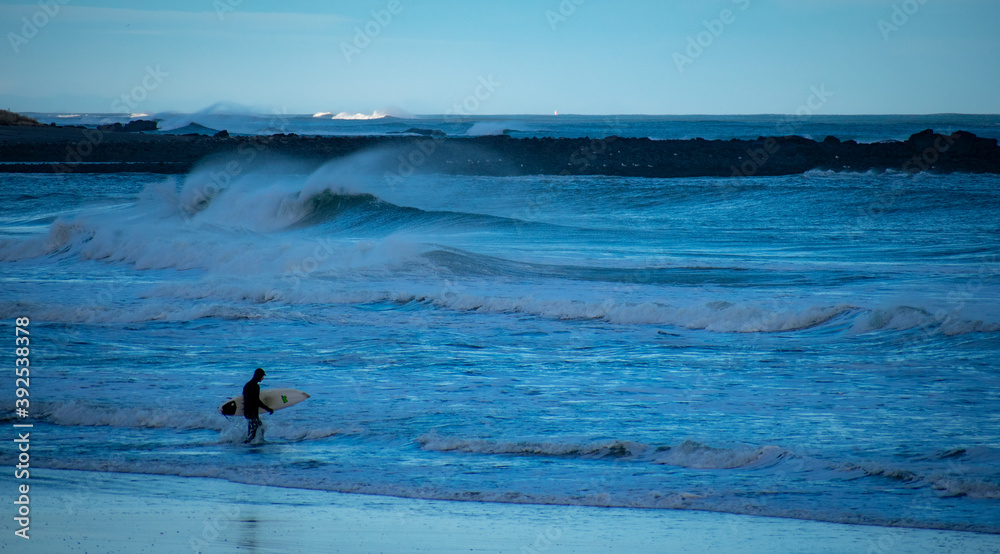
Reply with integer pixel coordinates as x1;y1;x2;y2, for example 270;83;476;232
214;130;230;138
909;129;935;141
906;129;937;150
97;119;158;133
780;135;814;146
122;119;158;132
951;130;998;148
399;128;446;137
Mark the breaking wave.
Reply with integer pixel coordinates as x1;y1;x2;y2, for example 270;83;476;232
417;435;791;470
330;110;390;120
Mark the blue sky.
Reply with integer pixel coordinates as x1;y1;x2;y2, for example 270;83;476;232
2;0;998;115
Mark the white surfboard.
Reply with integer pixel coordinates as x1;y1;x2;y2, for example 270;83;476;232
219;388;310;417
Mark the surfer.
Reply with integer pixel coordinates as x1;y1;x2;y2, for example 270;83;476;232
243;368;274;442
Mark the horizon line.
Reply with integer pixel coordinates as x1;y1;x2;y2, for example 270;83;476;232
13;110;1000;118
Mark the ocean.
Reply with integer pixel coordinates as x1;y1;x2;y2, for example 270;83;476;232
2;115;999;534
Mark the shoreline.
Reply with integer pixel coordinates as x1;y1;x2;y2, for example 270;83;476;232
16;468;1000;553
2;124;999;177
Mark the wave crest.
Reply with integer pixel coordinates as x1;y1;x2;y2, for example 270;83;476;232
331;110;389;120
417;435;790;470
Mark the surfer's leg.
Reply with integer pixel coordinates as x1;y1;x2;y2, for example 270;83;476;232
245;418;261;442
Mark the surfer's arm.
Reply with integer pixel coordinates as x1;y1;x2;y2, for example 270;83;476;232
259;401;274;414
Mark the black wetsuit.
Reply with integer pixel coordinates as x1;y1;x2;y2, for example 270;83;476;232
242;379;272;442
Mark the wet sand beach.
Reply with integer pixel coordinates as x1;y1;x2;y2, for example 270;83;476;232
13;469;1000;553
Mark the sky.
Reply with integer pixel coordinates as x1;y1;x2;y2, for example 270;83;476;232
2;0;998;115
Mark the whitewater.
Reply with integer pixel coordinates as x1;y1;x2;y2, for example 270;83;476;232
2;122;999;534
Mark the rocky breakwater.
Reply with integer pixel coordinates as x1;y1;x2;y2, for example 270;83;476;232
430;129;1000;177
0;125;997;177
